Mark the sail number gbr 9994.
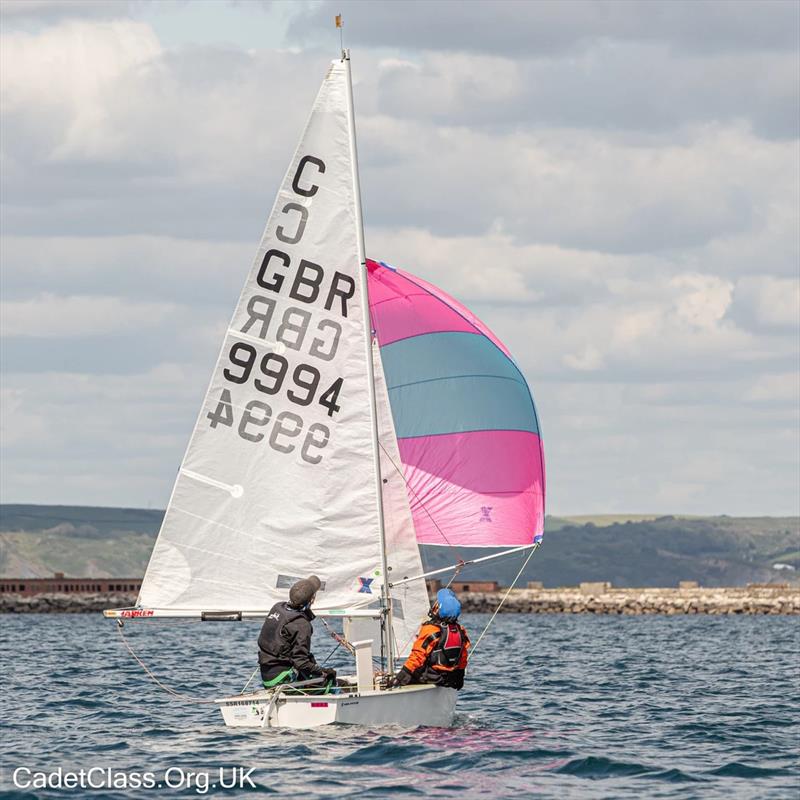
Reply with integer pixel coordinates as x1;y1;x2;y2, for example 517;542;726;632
205;154;355;465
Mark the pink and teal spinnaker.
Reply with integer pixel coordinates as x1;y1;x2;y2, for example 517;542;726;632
367;259;545;549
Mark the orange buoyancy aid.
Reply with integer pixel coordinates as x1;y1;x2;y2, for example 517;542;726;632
404;620;470;675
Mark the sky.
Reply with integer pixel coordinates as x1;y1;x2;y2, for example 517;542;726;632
1;0;798;516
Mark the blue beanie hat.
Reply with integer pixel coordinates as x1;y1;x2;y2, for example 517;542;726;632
435;588;461;619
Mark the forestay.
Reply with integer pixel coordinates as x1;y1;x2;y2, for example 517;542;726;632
138;61;391;614
372;342;430;654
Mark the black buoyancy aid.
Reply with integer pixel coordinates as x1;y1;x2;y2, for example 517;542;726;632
257;602;307;664
427;622;465;671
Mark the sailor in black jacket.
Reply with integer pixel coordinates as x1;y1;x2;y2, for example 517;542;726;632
257;575;335;688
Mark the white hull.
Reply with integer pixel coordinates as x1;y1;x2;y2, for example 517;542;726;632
216;683;456;729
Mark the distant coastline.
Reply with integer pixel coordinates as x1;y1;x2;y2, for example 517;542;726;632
2;504;798;589
459;585;800;615
2;585;797;615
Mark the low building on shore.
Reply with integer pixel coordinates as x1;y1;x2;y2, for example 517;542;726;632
580;581;613;593
0;573;142;597
450;580;499;593
425;579;500;594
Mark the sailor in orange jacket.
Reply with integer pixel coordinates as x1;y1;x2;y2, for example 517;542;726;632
388;588;470;690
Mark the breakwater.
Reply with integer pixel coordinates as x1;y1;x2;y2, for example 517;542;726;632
459;586;800;615
0;592;137;613
1;586;798;614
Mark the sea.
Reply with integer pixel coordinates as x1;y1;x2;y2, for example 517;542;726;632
1;613;798;799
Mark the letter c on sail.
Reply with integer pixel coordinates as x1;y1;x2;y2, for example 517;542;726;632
292;155;326;197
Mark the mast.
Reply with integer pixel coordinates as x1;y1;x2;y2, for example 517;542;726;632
343;49;395;674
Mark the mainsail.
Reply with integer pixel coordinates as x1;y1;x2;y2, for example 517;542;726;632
138;60;395;614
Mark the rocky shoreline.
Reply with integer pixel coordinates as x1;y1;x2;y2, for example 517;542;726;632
459;586;800;615
1;586;798;614
0;592;138;613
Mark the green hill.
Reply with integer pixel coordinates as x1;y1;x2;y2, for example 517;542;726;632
0;505;797;587
0;505;161;578
426;516;799;588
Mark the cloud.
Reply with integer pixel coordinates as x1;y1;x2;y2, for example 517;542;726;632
374;46;799;139
0;4;797;515
0;364;203;506
1;20;162;160
289;0;800;56
0;234;251;304
367;227;794;390
1;20;333;240
358;116;795;255
744;372;800;405
540;378;799;515
731;276;800;331
2;20;796;260
0;294;179;337
0;1;133;22
671;274;733;330
563;346;606;373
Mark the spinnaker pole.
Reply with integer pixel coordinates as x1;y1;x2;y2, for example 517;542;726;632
343;49;395;675
389;543;542;589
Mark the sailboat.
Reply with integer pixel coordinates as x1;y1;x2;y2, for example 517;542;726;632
105;52;545;729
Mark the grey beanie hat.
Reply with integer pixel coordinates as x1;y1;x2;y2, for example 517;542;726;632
289;575;321;607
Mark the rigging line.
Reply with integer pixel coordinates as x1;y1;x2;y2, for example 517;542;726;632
377;440;465;563
113;617;210;626
444;561;465;589
393;611;433;664
240;666;260;694
319;617;356;655
320;641;341;666
320;643;386;673
392;541;533;658
469;543;539;660
115;621;218;705
390;543;535;588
